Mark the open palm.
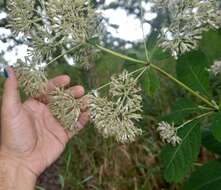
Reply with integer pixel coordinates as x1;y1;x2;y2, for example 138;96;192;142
0;68;89;176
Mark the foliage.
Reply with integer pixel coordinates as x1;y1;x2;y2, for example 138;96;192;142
176;51;211;96
161;121;201;182
2;0;221;189
183;159;221;190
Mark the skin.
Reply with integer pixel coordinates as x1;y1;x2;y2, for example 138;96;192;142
0;67;90;190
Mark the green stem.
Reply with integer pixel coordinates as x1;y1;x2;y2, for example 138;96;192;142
94;44;146;65
177;111;214;130
92;43;218;110
47;44;82;66
139;0;150;62
149;63;218;110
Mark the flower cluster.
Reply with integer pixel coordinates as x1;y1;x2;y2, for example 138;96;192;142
46;0;102;44
14;58;48;97
7;0;35;34
48;88;81;131
208;60;221;76
7;0;103;67
29;29;59;60
157;121;182;146
151;0;221;59
72;45;100;69
89;70;143;143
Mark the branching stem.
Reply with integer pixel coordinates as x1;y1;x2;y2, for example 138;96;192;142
92;43;219;110
47;44;82;66
177;111;214;130
139;0;150;62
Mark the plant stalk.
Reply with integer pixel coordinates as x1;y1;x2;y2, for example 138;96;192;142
149;63;218;110
47;44;82;66
177;111;214;130
93;43;218;110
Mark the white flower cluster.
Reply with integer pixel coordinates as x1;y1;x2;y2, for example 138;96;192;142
46;0;102;44
14;58;48;97
7;0;35;34
89;70;143;143
48;88;81;131
151;0;221;59
7;0;103;67
208;60;221;76
157;121;182;146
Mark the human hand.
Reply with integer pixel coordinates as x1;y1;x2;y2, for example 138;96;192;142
0;67;89;177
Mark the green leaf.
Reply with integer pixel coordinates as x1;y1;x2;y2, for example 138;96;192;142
202;128;221;155
183;159;221;190
161;121;201;183
200;29;221;61
142;68;160;97
123;53;142;72
212;113;221;143
161;98;200;124
146;32;159;50
146;32;170;61
176;51;211;97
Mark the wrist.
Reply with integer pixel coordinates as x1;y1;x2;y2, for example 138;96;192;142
0;153;37;190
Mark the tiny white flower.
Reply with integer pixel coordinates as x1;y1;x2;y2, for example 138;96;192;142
157;121;182;146
208;60;221;76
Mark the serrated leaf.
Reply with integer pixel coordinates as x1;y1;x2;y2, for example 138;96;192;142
161;121;201;183
184;160;221;190
177;51;211;97
202;128;221;155
212;113;221;143
161;98;200;124
142;68;160;97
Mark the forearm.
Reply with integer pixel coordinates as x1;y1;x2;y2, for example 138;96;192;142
0;155;37;190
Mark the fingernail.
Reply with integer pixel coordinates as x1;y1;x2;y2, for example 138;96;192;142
3;68;8;78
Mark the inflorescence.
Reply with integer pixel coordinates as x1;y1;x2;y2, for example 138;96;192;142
90;70;143;143
48;88;81;131
157;121;182;146
14;58;48;97
208;60;221;76
151;0;221;59
7;0;103;66
7;0;221;145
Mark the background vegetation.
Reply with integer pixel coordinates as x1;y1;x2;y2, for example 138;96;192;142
1;0;221;189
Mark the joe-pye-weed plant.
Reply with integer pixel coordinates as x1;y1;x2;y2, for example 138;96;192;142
5;0;221;189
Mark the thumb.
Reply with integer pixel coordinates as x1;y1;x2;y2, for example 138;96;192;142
2;67;21;115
